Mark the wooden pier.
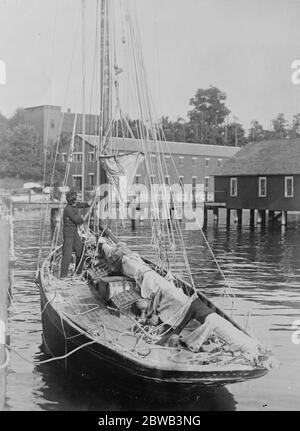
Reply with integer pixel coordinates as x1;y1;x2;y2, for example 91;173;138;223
12;201;60;211
203;203;292;229
0;196;13;411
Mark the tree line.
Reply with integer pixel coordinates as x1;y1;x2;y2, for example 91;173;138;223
155;87;300;146
111;86;300;146
0;85;299;182
0;108;64;183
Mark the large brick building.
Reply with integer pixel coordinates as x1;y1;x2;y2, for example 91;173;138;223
24;105;99;146
62;134;239;201
24;105;240;200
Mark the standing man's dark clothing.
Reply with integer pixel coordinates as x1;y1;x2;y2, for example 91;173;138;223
60;191;89;278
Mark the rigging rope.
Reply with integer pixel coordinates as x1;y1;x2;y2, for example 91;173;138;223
37;4;81;268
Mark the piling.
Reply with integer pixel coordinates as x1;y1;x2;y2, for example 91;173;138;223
250;209;255;226
281;210;287;226
131;215;136;230
203;205;208;228
268;210;275;222
236;209;242;226
226;209;231;226
0;219;9;411
257;209;262;224
50;207;59;230
213;207;219;225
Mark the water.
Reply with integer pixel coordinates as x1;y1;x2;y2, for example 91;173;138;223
5;209;300;411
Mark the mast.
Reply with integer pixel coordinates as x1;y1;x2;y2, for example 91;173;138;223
97;0;111;187
81;0;86;201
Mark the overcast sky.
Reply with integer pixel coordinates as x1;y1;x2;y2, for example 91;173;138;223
1;0;300;130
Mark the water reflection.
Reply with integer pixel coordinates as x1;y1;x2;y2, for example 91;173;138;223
34;348;236;411
6;210;300;410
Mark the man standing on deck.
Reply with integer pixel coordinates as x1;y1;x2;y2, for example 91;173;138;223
60;190;92;278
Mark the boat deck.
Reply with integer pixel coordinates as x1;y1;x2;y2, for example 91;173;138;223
43;274;259;374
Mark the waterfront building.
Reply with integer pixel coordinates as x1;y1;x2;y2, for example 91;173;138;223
23;105;240;199
214;139;300;224
63;134;239;200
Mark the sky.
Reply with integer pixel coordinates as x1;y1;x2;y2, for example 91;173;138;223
1;0;300;130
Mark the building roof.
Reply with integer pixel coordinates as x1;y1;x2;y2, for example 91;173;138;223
78;135;240;158
24;105;62;111
215;139;300;176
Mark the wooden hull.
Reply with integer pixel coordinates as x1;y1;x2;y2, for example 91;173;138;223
38;273;269;398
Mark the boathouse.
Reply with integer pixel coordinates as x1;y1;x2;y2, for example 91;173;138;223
214;139;300;224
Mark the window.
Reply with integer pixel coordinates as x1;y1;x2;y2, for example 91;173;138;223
150;175;156;184
89;173;94;187
61;153;67;163
89;152;95;162
218;158;222;167
179;156;184;166
205;158;210;168
192;157;197;167
73;152;82;163
258;177;267;197
230;177;237;197
72;175;82;190
135;175;141;184
165;176;170;185
285;176;294;198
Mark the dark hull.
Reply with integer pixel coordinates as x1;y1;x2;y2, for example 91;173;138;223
38;280;268;398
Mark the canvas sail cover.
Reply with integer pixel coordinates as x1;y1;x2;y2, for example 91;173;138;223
99;151;144;220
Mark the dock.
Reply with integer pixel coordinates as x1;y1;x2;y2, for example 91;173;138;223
0;196;13;411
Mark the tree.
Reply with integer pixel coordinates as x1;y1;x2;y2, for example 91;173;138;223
188;86;230;126
0;123;43;180
187;86;230;144
289;113;300;139
272;113;288;139
225;122;246;146
248;120;266;142
8;107;26;129
0;112;8;137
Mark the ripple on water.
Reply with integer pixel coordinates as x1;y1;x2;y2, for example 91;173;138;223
5;212;300;410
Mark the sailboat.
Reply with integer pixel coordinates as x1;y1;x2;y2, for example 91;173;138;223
36;0;272;398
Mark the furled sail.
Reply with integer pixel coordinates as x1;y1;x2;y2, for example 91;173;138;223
99;151;144;219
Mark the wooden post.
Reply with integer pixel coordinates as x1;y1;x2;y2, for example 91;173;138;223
0;220;9;411
213;207;219;225
257;209;262;224
268;210;275;223
226;208;231;226
250;209;255;226
203;204;208;228
281;210;287;226
131;206;136;230
236;209;242;226
50;207;59;230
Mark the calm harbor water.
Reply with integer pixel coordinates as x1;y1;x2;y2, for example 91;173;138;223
4;209;300;411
